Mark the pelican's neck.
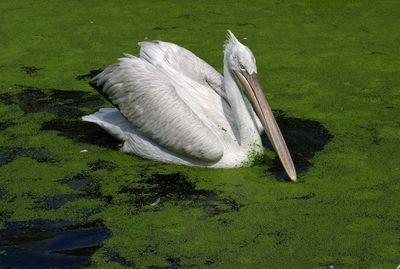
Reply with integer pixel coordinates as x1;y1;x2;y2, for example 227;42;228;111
223;59;260;150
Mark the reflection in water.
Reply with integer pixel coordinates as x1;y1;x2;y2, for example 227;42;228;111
1;84;333;181
0;220;111;269
264;110;333;180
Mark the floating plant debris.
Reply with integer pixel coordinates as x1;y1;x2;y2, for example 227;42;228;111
0;219;111;269
262;110;333;180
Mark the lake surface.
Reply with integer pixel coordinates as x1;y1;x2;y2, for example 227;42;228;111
0;1;399;268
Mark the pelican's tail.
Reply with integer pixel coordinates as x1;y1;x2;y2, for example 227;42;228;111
82;108;195;165
82;108;129;142
89;64;121;107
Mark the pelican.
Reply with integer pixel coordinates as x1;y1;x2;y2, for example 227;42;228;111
82;31;297;181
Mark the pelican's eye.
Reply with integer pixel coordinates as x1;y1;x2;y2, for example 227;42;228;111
239;62;245;71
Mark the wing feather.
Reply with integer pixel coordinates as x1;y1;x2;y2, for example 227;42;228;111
138;41;238;141
92;56;224;162
139;41;226;99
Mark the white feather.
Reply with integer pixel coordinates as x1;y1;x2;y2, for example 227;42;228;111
83;33;266;167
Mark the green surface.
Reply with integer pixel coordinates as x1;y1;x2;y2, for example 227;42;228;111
0;1;399;268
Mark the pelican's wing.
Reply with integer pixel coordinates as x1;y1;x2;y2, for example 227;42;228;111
137;40;239;141
138;41;226;99
91;55;224;162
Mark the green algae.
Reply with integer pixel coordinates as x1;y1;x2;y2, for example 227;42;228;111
0;0;399;268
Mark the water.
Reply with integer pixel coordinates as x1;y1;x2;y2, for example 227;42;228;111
0;220;111;269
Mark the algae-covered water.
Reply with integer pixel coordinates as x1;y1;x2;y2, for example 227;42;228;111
0;1;399;268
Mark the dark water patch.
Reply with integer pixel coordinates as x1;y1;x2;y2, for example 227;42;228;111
209;22;229;26
0;190;13;220
61;173;92;191
241;228;289;250
331;24;339;29
263;110;333;181
203;197;242;217
153;26;178;31
0;146;57;166
89;159;116;171
278;192;316;201
360;25;370;33
118;172;241;217
138;244;158;256
0;121;14;131
75;69;103;81
41;119;121;149
239;231;264;249
0;219;111;269
166;256;182;269
140;173;207;200
118;172;214;206
0;92;13;105
218;218;232;225
354;211;385;219
204;257;216;265
266;229;288;246
2;85;104;119
0;210;12;221
0;189;15;219
371;51;385;55
175;14;196;20
60;173;113;204
46;193;81;209
107;252;135;267
371;178;399;190
318;262;347;269
149;256;182;269
0;189;7;199
20;65;42;76
237;22;257;28
208;11;223;15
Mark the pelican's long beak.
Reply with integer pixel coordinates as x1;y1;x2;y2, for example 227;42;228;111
235;71;297;181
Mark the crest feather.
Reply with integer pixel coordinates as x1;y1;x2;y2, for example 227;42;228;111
224;30;239;52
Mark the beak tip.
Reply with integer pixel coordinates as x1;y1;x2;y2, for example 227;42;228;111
288;171;297;182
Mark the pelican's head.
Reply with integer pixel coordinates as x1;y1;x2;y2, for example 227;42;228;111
224;31;257;75
224;30;297;182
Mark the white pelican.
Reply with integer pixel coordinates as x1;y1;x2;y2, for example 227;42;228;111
82;31;297;181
